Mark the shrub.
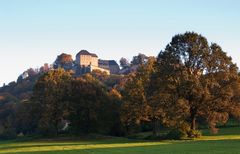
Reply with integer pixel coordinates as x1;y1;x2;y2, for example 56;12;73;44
187;129;202;138
144;134;165;140
165;129;187;140
179;123;191;133
0;128;17;140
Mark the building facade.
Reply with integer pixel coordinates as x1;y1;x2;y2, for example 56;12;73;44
76;50;98;67
75;50;111;75
98;60;120;74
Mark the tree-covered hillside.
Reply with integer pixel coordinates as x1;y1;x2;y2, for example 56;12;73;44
0;32;240;141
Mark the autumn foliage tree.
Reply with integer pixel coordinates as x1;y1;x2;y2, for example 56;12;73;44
53;53;73;70
33;69;72;135
152;32;240;135
1;32;240;140
120;57;156;134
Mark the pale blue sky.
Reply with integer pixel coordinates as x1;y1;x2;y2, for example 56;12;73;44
0;0;239;85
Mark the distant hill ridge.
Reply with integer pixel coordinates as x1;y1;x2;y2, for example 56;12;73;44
0;51;149;103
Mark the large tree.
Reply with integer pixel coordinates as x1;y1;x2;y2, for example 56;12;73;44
0;93;18;139
119;57;130;69
33;69;72;135
131;53;148;66
68;74;119;134
153;32;240;134
120;57;156;134
53;53;73;70
14;101;40;135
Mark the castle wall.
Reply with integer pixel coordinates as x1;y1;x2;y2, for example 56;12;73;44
91;57;98;67
109;65;120;74
98;60;120;74
75;51;119;75
76;55;91;66
90;65;110;75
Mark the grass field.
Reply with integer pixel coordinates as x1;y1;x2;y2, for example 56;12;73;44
1;127;240;154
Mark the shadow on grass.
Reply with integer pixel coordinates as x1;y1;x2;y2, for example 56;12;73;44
0;142;142;150
0;141;170;154
5;139;240;154
2;131;240;154
0;138;148;150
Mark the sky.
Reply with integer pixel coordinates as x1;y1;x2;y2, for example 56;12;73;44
0;0;239;85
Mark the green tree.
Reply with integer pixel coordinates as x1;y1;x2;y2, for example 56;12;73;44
120;57;156;134
33;69;72;135
152;32;239;135
68;74;119;134
14;101;40;135
131;53;148;66
119;57;130;69
0;93;19;139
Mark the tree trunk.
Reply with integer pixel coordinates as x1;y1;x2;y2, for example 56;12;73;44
85;108;90;133
191;115;196;130
53;120;59;136
125;123;130;135
190;107;197;130
152;118;159;136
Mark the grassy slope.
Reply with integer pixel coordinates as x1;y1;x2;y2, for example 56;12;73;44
1;127;240;154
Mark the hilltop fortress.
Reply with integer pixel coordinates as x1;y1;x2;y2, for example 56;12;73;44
54;50;120;75
76;50;99;67
75;50;120;75
19;50;120;80
19;50;149;81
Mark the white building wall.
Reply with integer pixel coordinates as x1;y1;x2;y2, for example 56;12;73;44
79;55;92;66
90;65;110;75
91;57;98;67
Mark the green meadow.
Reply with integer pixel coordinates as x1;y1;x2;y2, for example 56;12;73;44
1;127;240;154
